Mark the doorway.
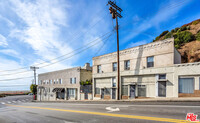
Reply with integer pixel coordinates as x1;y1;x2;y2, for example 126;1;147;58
101;89;104;99
158;82;166;97
112;88;116;99
130;85;135;98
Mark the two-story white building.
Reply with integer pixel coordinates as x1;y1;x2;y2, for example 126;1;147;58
92;38;200;100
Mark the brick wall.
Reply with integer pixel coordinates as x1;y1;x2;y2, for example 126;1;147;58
122;95;128;99
179;90;200;97
94;94;101;97
104;95;111;100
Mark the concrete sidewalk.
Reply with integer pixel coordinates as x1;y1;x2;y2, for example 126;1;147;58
33;97;200;103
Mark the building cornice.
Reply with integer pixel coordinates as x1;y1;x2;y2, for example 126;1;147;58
93;38;174;60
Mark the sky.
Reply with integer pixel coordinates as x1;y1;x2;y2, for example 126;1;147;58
0;0;199;91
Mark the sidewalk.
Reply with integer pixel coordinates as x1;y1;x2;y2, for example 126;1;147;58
33;97;200;103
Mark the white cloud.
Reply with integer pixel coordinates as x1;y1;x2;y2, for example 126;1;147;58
9;0;74;62
126;40;148;49
0;34;8;47
0;49;19;56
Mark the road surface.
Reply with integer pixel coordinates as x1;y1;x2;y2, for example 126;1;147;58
0;96;200;123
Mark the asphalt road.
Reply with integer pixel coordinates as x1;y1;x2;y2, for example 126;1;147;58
0;96;200;123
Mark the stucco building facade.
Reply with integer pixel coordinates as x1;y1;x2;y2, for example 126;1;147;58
37;63;92;101
92;38;200;100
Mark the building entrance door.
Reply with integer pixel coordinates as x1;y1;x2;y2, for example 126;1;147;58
112;88;116;99
158;82;166;97
130;85;135;98
101;89;104;99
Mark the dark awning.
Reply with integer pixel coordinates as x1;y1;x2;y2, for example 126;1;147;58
52;88;64;92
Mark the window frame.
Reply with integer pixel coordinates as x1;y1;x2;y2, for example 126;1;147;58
124;60;130;70
147;56;154;68
97;65;101;73
113;62;117;72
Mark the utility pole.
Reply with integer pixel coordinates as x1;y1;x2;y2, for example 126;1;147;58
30;66;39;85
108;1;122;100
30;66;39;99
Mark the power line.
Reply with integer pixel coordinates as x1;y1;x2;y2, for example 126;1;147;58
39;32;114;68
0;76;33;81
86;31;113;64
0;30;114;75
0;31;114;80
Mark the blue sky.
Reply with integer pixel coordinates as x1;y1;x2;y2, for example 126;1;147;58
0;0;199;91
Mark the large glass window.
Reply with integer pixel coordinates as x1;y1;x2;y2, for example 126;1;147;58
97;65;101;73
147;56;154;68
138;85;146;97
113;62;117;71
122;85;128;95
179;78;194;93
95;88;100;94
105;88;111;95
124;60;130;70
112;78;116;87
68;88;76;98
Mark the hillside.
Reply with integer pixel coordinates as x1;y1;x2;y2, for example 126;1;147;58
153;19;200;63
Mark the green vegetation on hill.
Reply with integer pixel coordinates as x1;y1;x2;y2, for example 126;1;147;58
153;19;200;49
196;31;200;41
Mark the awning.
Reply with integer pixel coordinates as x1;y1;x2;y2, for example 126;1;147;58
52;88;64;93
158;79;168;82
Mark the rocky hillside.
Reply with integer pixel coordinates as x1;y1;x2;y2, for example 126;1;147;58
153;19;200;63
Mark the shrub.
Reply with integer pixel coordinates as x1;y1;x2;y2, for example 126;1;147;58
196;31;200;41
173;31;195;48
192;20;200;25
180;26;187;31
164;32;172;39
174;27;180;32
30;84;37;95
171;29;175;33
160;30;169;37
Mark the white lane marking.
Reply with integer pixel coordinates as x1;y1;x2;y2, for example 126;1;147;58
22;100;26;102
18;100;21;102
12;101;16;103
26;99;29;100
7;101;11;104
1;102;5;104
105;107;120;112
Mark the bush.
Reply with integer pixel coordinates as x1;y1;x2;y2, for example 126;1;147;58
173;31;195;48
171;29;175;33
192;20;200;25
164;32;172;39
174;27;180;32
196;31;200;41
160;30;169;37
180;26;187;31
30;84;37;95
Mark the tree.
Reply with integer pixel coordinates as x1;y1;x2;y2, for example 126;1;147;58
30;84;37;95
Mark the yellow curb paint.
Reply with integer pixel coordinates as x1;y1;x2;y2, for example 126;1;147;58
6;104;192;123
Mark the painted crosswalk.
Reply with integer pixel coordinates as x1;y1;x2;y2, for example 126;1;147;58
0;99;32;105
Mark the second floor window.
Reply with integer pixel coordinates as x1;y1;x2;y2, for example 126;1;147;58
113;62;117;71
97;65;101;73
70;78;76;84
147;56;154;68
124;60;130;70
59;79;62;84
